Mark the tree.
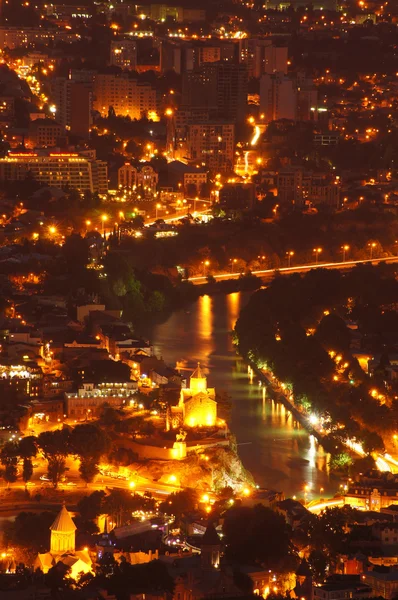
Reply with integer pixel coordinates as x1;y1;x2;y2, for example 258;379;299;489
3;511;56;558
147;290;165;313
102;489;149;528
18;436;37;489
315;314;351;353
0;441;19;488
308;549;328;582
70;424;110;484
38;429;70;488
62;233;90;274
159;490;198;523
77;490;106;521
223;504;293;569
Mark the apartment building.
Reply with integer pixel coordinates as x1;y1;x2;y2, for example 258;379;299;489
0;151;108;193
186;122;235;172
93;73;157;119
110;40;137;70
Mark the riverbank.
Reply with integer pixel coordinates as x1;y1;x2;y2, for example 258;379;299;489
152;292;333;499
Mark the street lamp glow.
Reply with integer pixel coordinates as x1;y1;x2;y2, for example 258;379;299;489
49;226;56;234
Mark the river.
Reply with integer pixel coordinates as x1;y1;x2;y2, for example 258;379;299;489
152;292;333;501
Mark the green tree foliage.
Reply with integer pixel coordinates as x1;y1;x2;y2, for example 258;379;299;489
315;314;351;353
38;429;71;488
159;490;198;522
103;489;155;528
223;504;294;569
71;423;110;484
77;490;106;521
3;511;56;554
18;436;38;488
0;441;19;487
235;266;398;452
62;233;90;274
309;506;361;558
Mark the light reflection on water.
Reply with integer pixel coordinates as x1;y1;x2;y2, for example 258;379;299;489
152;292;332;499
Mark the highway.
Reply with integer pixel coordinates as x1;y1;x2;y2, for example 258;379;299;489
188;255;398;284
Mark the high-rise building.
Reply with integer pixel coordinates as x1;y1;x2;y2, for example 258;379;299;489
110;40;137;70
259;72;297;122
277;167;340;207
0;151;108;193
182;61;248;122
160;40;235;74
186;122;235;172
260;72;319;123
93;73;157;119
239;39;288;79
51;78;92;138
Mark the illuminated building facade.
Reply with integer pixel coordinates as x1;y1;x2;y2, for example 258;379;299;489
0;152;108;193
239;39;288;79
65;381;137;418
118;163;158;191
277;167;340;208
171;363;217;428
51;78;92;138
110;40;137;70
0;362;43;398
93;74;157;119
28;119;64;148
35;505;92;578
0;27;79;49
186;122;235;172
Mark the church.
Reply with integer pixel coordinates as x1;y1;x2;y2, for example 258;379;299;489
170;363;217;429
34;504;92;580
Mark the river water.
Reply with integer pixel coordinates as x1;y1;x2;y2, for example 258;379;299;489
152;292;333;500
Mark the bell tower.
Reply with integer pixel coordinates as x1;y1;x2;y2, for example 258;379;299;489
190;362;207;394
50;504;77;555
201;522;220;570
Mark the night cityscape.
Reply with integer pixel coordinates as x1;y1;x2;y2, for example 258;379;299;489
0;0;398;598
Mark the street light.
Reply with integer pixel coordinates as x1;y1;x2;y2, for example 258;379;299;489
286;250;294;267
101;215;108;236
304;484;310;506
313;247;322;264
203;260;210;276
230;258;238;272
342;244;349;262
48;225;57;235
156;203;161;219
368;241;376;259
